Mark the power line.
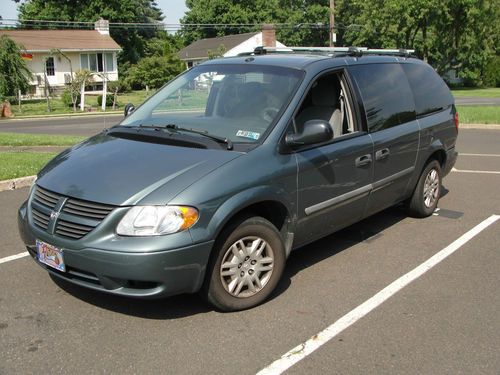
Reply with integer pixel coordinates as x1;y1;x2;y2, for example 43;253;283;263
0;18;350;31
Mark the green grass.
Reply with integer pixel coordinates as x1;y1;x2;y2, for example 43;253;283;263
0;152;56;180
0;132;85;146
9;90;152;117
456;106;500;124
451;87;500;98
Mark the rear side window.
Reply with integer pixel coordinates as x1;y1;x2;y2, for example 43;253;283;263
402;63;453;117
349;64;416;132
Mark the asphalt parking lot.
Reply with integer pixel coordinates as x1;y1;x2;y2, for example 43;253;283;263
0;129;499;374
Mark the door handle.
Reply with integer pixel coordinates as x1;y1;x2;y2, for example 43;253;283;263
355;154;372;167
375;148;390;160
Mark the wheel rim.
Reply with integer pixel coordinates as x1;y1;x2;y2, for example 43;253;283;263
423;168;440;208
220;236;274;298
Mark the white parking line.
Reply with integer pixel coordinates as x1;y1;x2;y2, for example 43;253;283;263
459;153;500;157
452;167;500;175
257;214;500;375
0;251;29;265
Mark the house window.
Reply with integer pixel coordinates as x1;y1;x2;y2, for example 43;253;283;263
45;57;55;76
80;53;114;72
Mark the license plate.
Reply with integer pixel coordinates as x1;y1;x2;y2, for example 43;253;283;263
36;240;66;272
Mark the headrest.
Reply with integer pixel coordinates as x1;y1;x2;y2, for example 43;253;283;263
311;77;339;107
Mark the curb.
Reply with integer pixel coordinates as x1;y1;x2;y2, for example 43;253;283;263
460;123;500;129
0;111;122;121
0;175;36;192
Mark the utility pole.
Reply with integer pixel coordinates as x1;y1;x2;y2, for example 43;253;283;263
329;0;335;47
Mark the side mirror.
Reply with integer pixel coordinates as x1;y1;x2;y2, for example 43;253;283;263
124;103;135;117
285;120;333;148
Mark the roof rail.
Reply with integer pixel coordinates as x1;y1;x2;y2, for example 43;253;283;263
249;46;415;58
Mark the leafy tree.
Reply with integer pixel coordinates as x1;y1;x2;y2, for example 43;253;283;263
0;35;32;102
181;0;331;47
15;0;164;64
126;55;184;90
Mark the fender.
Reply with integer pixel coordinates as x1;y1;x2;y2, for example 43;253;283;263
407;138;446;195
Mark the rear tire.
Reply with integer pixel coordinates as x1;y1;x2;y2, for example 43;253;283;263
407;160;442;218
203;216;285;311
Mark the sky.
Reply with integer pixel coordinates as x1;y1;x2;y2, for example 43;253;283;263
0;0;189;26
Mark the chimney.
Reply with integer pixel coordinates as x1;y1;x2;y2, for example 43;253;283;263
94;18;109;35
262;24;276;47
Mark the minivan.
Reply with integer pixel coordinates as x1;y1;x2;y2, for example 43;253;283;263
18;47;458;311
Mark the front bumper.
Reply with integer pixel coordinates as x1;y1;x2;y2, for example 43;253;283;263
18;201;214;299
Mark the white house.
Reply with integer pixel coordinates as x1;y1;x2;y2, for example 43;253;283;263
0;19;121;97
178;25;286;69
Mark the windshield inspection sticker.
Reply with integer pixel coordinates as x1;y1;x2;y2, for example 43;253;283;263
236;130;260;140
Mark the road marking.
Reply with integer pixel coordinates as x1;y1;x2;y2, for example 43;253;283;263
452;167;500;175
0;251;29;265
257;214;500;375
459;153;500;157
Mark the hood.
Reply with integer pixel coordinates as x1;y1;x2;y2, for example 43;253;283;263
37;133;242;206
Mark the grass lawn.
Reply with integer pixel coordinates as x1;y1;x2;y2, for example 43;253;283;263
0;152;56;180
451;87;500;98
0;132;85;146
10;90;153;117
456;106;500;124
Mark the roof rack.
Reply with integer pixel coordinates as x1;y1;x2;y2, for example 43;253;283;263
249;46;415;58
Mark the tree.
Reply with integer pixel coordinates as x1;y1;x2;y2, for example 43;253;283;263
15;0;164;64
181;0;331;47
338;0;499;86
126;55;184;90
0;35;32;105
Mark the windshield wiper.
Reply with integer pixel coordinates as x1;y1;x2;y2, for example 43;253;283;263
139;123;233;150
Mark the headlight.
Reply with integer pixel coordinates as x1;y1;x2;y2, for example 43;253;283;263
116;206;199;236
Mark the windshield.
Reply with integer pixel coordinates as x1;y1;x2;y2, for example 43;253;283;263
120;63;303;144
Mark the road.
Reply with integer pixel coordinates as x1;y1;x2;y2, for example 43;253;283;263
0;129;499;374
454;96;500;106
0;114;123;136
0;94;498;138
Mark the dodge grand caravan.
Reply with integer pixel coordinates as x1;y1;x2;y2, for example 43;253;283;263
18;47;458;311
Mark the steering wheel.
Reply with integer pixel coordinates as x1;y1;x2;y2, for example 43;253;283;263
261;107;280;122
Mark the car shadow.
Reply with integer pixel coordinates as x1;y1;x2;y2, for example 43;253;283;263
270;205;409;300
51;204;416;318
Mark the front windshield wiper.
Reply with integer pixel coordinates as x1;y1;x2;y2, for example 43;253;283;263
139;124;233;150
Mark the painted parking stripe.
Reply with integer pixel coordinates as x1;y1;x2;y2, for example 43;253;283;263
459;153;500;157
0;251;29;265
452;167;500;175
257;214;500;375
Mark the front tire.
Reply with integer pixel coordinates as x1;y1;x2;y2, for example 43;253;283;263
407;160;442;218
203;216;285;311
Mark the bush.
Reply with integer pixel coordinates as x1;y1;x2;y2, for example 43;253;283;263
61;89;80;107
483;56;500;87
97;94;114;107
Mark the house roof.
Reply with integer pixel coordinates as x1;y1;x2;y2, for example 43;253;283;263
0;29;121;52
178;32;259;60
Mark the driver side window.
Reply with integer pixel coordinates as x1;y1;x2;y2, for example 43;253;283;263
294;72;355;140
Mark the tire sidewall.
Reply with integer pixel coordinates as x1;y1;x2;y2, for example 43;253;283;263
415;160;442;216
206;217;285;311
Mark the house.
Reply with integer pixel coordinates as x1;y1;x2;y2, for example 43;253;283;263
177;25;285;69
0;19;121;97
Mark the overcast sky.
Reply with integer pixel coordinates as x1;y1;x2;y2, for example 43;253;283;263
1;0;188;25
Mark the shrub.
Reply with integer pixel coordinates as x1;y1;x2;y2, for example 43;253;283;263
61;89;77;107
97;94;114;107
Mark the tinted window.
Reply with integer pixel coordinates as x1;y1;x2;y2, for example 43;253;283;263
402;63;453;116
350;64;416;132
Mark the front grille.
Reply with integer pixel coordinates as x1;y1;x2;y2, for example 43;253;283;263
30;185;116;240
55;220;96;239
34;185;61;209
32;208;50;230
63;198;115;220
